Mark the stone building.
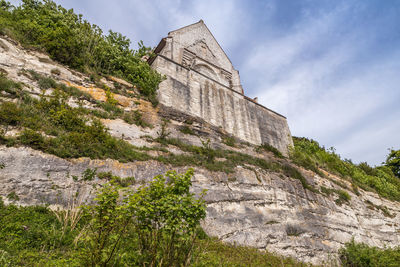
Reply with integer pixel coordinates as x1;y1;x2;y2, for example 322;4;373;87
149;20;293;154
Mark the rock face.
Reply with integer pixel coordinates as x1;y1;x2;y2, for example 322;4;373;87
0;35;400;265
1;146;399;265
150;21;293;155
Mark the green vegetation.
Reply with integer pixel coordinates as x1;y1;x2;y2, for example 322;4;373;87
222;135;236;147
0;82;151;162
192;237;309;267
97;171;136;187
0;0;163;104
291;137;400;201
320;186;351;206
179;125;196;135
335;189;351;206
339;239;400;267
0;170;307;266
385;148;400;179
154;137;317;192
123;110;152;128
6;191;19;201
364;200;395;218
0;73;22;98
256;143;284;158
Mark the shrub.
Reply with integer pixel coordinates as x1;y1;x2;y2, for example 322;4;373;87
81;168;97;181
257;144;284;158
97;171;135;187
123;110;151;128
200;138;215;163
49;104;86;132
179;125;195;135
0;101;22;126
105;86;118;106
385;149;400;178
335;189;351;206
80;169;206;266
126;169;207;266
339;239;400;267
0;73;22;96
291;137;400;201
222;135;236;147
157;118;171;142
18;129;45;150
6;192;19;201
50;68;61;75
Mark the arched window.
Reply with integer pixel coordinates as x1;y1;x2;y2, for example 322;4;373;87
192;63;219;83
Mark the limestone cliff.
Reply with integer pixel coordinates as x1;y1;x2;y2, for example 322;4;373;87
0;36;399;266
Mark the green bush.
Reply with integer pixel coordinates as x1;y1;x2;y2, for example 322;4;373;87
0;85;152;163
18;129;45;149
335;189;351;206
222;135;236;147
0;101;22;125
179;125;196;135
257;143;284;158
291;137;400;201
79;169;206;266
339;239;400;267
123;110;151;128
0;73;22;96
385;149;400;178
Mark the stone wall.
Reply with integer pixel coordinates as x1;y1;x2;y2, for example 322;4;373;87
152;55;293;154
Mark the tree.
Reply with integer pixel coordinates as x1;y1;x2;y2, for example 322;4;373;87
80;169;207;266
385;149;400;178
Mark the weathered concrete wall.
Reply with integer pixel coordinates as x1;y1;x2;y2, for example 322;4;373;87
151;21;293;154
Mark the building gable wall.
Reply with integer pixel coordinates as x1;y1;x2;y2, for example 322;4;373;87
151;21;293;154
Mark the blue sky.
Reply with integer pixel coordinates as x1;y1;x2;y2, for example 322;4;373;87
10;0;400;165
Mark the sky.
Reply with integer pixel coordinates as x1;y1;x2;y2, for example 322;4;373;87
9;0;400;165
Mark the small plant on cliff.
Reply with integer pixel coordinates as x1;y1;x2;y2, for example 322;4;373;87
200;138;216;163
257;143;284;158
123;110;151;128
222;135;236;147
334;189;351;206
105;86;118;106
157;118;171;143
6;192;19;201
0;73;22;97
179;125;196;135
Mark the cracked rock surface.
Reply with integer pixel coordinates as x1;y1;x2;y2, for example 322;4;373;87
1;146;399;265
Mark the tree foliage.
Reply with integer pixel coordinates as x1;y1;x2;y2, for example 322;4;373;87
0;0;163;103
385;149;400;179
79;169;207;266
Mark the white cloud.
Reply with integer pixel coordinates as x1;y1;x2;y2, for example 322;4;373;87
242;2;400;165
